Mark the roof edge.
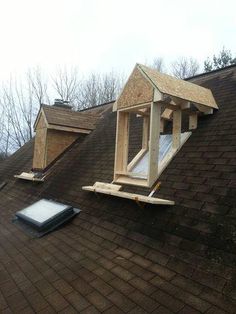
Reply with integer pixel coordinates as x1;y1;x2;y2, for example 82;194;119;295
186;63;236;81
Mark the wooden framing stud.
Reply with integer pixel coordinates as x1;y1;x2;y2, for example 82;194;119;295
114;111;129;180
189;112;198;130
142;115;149;150
172;109;182;150
148;102;161;187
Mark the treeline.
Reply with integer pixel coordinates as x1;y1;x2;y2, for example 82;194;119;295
0;47;235;157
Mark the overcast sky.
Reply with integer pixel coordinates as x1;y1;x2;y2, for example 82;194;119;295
0;0;235;80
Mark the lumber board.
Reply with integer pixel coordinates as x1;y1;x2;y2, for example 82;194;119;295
195;104;214;115
114;111;129;180
148;102;161;187
14;173;44;182
94;182;122;191
161;108;173;120
142;115;149;150
172;109;182;150
127;148;147;172
82;185;174;205
47;124;91;134
114;175;149;187
189;112;198;130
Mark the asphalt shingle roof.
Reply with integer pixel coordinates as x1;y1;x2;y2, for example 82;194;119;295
0;66;236;313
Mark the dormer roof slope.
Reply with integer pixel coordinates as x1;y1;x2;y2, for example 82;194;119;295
115;64;218;110
138;63;218;108
34;105;100;131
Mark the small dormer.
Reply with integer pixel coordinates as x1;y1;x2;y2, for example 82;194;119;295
33;102;99;171
15;100;100;181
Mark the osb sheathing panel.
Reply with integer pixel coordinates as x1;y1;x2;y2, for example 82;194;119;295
46;130;78;166
33;128;47;169
36;113;47;130
116;66;154;110
138;64;218;109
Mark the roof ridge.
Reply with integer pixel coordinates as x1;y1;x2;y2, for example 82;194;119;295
42;104;100;117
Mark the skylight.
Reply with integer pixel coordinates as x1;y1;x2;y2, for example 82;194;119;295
13;199;81;237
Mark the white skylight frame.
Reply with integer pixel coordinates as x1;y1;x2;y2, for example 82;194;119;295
16;199;73;230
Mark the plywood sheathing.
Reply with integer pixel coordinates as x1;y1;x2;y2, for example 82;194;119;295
46;130;78;166
33;104;100;170
138;64;218;109
115;66;154;110
33;114;47;169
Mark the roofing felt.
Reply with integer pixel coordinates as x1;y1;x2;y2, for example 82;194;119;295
0;66;236;313
41;104;100;130
138;64;218;109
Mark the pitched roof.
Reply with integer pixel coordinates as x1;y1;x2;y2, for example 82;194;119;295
36;105;100;131
0;66;236;313
138;64;218;108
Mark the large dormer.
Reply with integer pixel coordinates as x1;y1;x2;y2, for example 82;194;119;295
112;64;218;187
83;64;218;206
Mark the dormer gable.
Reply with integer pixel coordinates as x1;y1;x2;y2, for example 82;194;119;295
113;64;218;188
32;104;100;171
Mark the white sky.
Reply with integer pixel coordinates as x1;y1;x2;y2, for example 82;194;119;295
0;0;235;80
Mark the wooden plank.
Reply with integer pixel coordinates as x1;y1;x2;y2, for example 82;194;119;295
195;104;214;115
114;111;129;180
172;109;182;150
118;102;151;112
127;148;147;172
47;124;91;134
94;182;122;191
33;108;49;131
161;108;173;120
14;173;44;182
33;127;47;169
82;185;174;205
114;175;149;187
142;115;149;150
189;112;198;130
148;102;161;187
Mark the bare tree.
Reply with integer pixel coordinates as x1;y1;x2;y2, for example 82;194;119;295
0;69;49;154
171;57;200;79
52;66;79;105
76;71;123;109
150;57;165;72
27;67;50;105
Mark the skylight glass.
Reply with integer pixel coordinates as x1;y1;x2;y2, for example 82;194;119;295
14;199;81;237
16;199;70;224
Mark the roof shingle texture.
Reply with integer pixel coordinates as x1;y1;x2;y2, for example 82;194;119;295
42;104;100;130
139;63;218;109
0;66;236;313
